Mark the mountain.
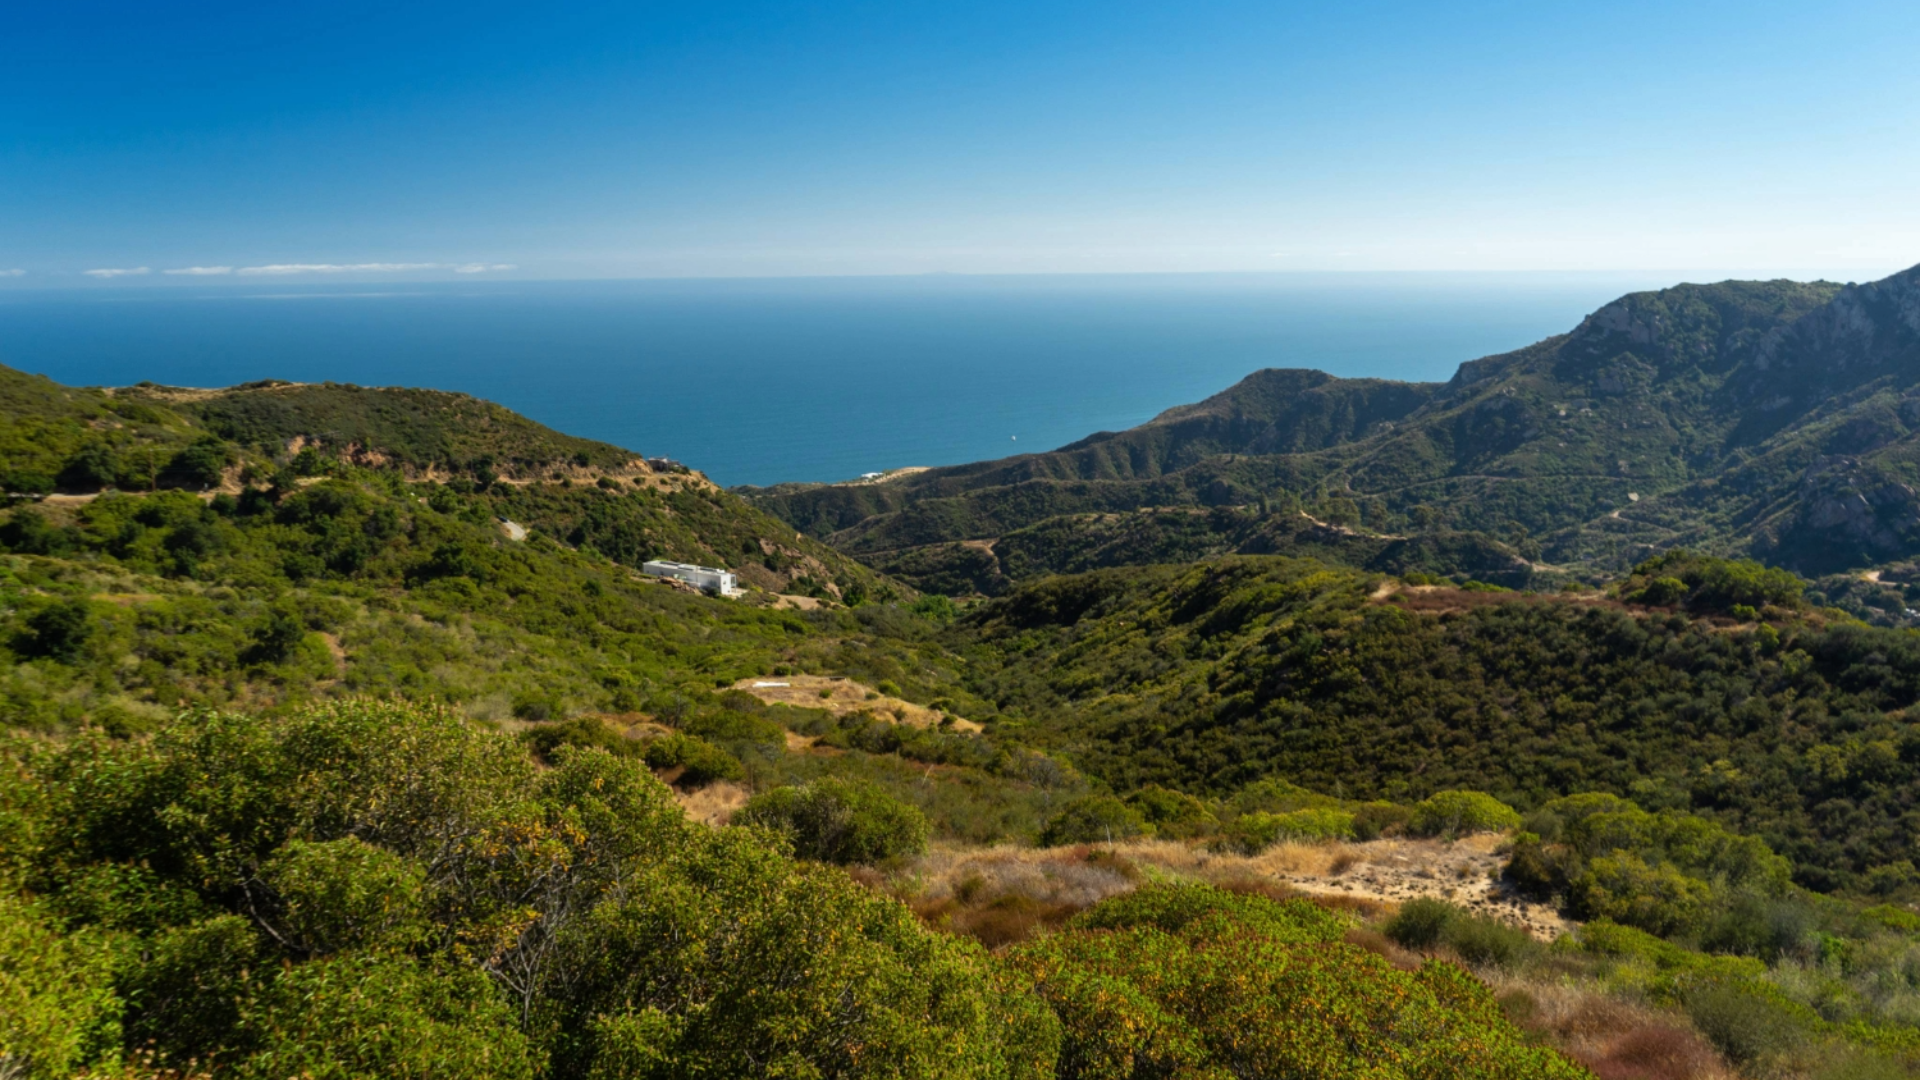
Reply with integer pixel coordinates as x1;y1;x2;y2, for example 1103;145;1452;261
14;348;1920;1078
744;266;1920;606
0;367;890;601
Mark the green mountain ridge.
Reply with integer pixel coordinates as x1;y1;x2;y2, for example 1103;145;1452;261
745;266;1920;605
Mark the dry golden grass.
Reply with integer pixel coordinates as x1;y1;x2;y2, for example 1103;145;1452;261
675;780;750;827
1484;973;1734;1080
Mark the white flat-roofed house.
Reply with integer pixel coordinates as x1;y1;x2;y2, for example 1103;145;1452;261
641;559;738;595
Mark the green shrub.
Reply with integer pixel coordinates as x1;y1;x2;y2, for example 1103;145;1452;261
21;600;93;662
641;733;745;786
1518;793;1794;941
520;717;643;764
682;708;784;746
1383;898;1537;970
1011;885;1586;1079
1385;898;1455;950
1123;785;1216;835
1409;790;1520;837
735;777;930;865
1225;807;1355;853
236;954;535;1080
1442;914;1537;970
1039;795;1152;846
1623;551;1805;614
261;837;428;956
1682;976;1817;1065
0;895;120;1080
162;436;233;490
10;703;1046;1078
1570;852;1715;938
1350;801;1412;840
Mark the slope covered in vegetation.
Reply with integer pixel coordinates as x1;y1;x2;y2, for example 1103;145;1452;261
0;364;888;600
949;553;1920;894
0;701;1584;1079
749;266;1920;603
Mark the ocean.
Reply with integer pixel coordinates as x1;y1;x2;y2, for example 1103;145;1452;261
0;273;1682;487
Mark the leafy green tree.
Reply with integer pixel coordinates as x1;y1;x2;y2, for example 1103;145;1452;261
22;600;93;662
246;606;307;664
56;442;121;492
0;508;66;554
162;436;233;490
1123;785;1216;836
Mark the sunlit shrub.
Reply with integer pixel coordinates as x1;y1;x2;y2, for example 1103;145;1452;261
735;776;929;865
1409;790;1521;837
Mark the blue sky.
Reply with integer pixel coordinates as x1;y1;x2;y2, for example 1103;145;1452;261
3;0;1916;283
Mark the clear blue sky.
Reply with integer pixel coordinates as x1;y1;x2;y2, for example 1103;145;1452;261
3;0;1916;283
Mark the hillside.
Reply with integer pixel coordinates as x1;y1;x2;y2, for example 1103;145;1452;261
0;366;890;601
943;552;1920;893
14;359;1920;1076
745;266;1920;609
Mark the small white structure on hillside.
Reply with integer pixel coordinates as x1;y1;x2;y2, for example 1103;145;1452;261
642;559;737;595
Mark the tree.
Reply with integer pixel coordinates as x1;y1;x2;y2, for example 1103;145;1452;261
23;601;92;662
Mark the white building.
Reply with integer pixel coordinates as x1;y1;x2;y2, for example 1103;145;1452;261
642;559;737;595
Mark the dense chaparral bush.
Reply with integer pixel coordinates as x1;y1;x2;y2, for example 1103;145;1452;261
1037;794;1153;847
732;775;932;865
0;702;1048;1079
1008;883;1589;1080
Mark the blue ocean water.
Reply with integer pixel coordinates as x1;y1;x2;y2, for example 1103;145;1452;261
0;273;1677;487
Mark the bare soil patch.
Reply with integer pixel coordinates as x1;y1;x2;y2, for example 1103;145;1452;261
729;674;982;733
907;833;1566;941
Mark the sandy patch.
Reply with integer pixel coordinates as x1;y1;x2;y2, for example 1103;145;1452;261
730;674;982;733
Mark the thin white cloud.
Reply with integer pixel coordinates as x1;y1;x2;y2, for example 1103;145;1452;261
236;262;442;276
164;266;233;276
0;269;24;277
84;267;151;278
453;263;516;274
